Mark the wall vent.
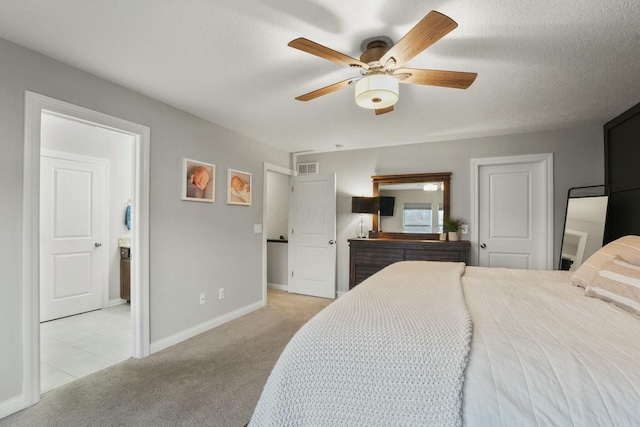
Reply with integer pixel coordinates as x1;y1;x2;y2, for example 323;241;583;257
297;162;319;175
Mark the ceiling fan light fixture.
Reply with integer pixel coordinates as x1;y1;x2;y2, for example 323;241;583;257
354;74;399;109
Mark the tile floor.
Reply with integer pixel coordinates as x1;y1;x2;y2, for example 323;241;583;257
40;303;132;393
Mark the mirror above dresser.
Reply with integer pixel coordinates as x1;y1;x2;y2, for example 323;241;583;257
372;172;451;240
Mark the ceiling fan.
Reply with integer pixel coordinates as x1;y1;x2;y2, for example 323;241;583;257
288;10;477;115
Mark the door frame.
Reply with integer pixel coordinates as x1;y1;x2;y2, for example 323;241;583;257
470;153;554;268
40;149;110;315
22;91;151;406
262;163;294;306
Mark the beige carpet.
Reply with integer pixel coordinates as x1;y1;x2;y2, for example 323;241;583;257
1;289;332;427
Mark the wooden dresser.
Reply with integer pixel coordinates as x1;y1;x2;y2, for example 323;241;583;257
348;238;471;289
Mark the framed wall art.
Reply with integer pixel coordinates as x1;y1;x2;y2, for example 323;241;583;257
182;158;215;202
227;169;252;206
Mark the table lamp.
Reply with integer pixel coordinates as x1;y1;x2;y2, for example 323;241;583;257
351;196;375;238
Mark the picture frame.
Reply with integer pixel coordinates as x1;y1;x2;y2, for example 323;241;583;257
227;169;252;206
182;158;215;202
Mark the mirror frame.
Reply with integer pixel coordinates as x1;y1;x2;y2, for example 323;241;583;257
372;172;451;240
559;184;609;270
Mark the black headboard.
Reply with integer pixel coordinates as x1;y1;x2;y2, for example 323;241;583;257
604;101;640;243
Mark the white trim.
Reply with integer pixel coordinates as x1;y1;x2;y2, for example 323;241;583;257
109;298;128;307
0;395;26;419
262;163;294;306
150;301;263;354
22;92;151;411
470;153;554;269
267;283;289;291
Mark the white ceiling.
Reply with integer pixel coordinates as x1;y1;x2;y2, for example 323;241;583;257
1;0;639;154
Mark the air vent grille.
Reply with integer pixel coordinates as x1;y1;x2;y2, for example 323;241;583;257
297;162;319;175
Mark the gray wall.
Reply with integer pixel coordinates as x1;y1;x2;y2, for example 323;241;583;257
298;126;605;293
0;38;288;406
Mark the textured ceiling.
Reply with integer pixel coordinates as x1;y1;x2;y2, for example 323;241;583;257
1;0;639;153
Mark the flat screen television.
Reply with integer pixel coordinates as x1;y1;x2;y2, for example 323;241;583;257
379;196;395;216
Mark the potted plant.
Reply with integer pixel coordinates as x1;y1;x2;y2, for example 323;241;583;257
443;216;467;241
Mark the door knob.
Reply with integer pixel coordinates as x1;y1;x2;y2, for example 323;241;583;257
480;243;486;249
328;240;335;245
95;242;103;247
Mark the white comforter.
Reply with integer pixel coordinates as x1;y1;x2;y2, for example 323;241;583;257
251;261;471;427
462;267;640;427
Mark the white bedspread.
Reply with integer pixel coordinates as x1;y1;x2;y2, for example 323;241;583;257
462;267;640;427
250;261;471;427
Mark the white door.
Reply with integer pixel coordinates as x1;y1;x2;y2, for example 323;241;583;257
474;154;553;269
290;173;337;299
40;153;107;322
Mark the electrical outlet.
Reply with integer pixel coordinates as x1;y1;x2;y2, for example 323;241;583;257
199;293;205;305
219;288;225;299
460;224;469;235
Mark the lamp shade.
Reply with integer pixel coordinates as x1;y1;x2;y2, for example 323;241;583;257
355;75;399;109
351;196;375;214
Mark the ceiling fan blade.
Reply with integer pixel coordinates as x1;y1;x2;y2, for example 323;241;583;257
375;106;394;115
288;38;369;69
393;68;477;89
295;78;357;101
380;11;458;69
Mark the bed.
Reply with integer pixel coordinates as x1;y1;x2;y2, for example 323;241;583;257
249;236;640;427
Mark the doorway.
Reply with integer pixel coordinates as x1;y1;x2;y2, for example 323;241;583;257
471;153;554;269
39;112;133;392
262;163;294;305
22;92;150;406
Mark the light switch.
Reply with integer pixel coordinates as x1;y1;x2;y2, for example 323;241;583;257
254;224;262;233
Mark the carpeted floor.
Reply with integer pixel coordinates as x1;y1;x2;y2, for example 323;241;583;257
1;289;332;427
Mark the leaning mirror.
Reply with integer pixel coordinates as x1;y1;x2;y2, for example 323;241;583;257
372;172;451;240
559;185;609;271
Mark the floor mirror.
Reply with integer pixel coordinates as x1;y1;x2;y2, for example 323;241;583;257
559;185;609;271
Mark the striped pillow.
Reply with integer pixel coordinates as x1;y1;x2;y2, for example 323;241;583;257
569;235;640;288
585;256;640;316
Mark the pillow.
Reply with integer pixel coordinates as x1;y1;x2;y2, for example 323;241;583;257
585;256;640;316
569;235;640;288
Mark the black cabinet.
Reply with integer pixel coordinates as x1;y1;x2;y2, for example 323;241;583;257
120;247;130;302
604;101;640;242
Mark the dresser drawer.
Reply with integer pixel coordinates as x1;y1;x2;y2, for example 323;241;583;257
404;249;462;262
354;248;404;264
349;238;470;289
354;264;389;286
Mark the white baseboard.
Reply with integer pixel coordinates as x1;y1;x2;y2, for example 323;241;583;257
267;283;288;291
0;394;26;420
108;298;127;307
336;290;347;298
150;300;264;354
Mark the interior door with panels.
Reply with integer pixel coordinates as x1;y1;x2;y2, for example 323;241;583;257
476;154;552;270
290;173;337;299
40;153;107;322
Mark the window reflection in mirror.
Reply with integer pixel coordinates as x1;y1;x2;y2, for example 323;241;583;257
559;186;608;271
379;182;444;233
